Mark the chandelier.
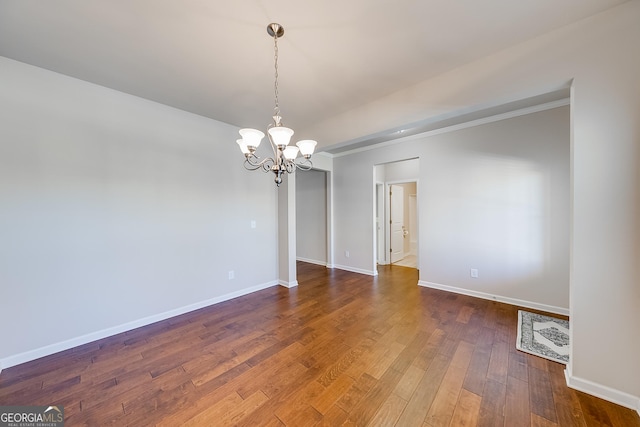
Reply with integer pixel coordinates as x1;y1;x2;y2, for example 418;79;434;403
235;23;317;187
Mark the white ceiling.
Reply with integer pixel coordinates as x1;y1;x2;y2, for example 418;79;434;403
0;0;628;150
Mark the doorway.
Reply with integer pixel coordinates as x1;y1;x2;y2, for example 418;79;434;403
296;169;329;266
374;159;419;271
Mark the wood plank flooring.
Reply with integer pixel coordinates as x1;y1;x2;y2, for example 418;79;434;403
1;262;638;426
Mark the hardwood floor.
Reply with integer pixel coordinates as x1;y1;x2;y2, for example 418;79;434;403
1;262;638;426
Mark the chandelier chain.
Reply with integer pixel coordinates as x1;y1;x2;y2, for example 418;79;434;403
273;33;280;119
236;23;316;187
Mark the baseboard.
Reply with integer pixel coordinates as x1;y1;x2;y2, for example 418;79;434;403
417;281;569;316
296;257;327;267
0;280;279;371
278;280;299;288
565;369;640;415
332;264;378;276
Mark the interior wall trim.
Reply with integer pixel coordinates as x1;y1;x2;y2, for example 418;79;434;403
331;99;570;158
278;280;299;288
332;264;378;277
564;369;640;416
295;257;327;267
417;280;569;316
0;280;279;372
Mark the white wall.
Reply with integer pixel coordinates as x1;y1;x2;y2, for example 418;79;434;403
0;57;278;368
384;158;419;182
296;169;327;265
329;2;640;407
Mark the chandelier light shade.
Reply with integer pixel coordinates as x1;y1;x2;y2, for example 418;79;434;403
296;140;317;157
235;23;317;186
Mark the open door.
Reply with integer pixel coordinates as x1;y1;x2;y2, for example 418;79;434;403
390;184;405;263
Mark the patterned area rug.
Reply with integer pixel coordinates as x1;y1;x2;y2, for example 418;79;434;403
516;310;570;364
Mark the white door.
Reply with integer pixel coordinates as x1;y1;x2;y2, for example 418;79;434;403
390;184;405;263
409;194;417;255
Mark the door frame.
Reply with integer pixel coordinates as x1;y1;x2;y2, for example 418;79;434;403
375;183;386;265
295;168;334;269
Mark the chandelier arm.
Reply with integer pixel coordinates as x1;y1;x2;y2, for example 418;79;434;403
283;160;295;174
243;160;262;171
245;154;264;167
245;154;278;172
294;157;314;171
261;157;276;173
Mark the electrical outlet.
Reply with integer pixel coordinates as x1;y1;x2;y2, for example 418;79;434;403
345;250;350;258
228;270;235;280
251;220;256;229
470;268;478;278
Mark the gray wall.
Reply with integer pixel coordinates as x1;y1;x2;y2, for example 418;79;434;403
0;57;278;367
296;169;327;265
334;106;570;312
